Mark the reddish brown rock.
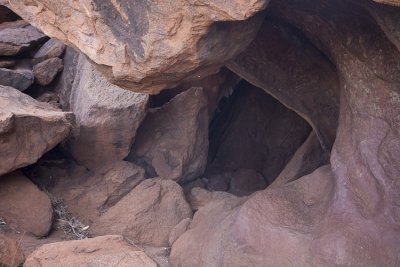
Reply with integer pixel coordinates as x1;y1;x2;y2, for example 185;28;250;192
66;55;149;169
169;218;192;246
127;87;209;182
93;178;192;247
0;234;24;267
24;235;157;267
8;0;267;93
0;85;74;176
0;171;53;237
32;57;63;86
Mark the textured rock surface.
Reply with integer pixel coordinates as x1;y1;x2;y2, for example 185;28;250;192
0;234;24;267
24;235;158;267
227;17;340;150
0;67;33;91
8;0;267;93
0;23;47;56
66;55;148;169
32;57;63;85
33;38;65;64
0;85;74;176
127;87;209;182
0;171;53;237
93;178;192;247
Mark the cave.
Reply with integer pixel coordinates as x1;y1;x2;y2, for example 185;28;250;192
0;0;399;266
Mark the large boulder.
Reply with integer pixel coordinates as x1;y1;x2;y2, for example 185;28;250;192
66;55;148;169
127;87;209;182
92;178;193;247
0;171;53;237
24;235;157;267
0;85;74;176
8;0;267;93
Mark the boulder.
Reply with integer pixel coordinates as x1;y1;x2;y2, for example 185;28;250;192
33;38;66;64
32;57;63;86
93;178;193;247
0;235;24;267
24;235;157;267
0;67;33;91
0;171;53;237
0;85;74;176
169;218;192;246
127;87;209;182
0;24;47;56
66;55;149;169
8;0;267;93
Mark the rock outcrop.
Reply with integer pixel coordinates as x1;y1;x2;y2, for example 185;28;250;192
127;87;209;182
24;235;158;267
0;171;53;237
7;0;267;93
0;85;74;176
66;55;148;169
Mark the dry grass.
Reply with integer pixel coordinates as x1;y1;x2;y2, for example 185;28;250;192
47;193;90;240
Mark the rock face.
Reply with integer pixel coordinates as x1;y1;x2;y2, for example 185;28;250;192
93;178;192;247
227;17;340;150
127;87;209;182
0;22;47;56
32;57;63;85
66;55;148;169
0;85;74;176
8;0;267;93
0;171;53;237
0;235;24;267
0;67;33;91
24;235;158;267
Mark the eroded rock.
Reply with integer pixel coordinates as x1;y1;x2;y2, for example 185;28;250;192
93;178;192;247
32;57;63;86
0;171;53;237
8;0;267;93
0;85;74;176
127;87;209;182
24;235;157;267
66;55;148;169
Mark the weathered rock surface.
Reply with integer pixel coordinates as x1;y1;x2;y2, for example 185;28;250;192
66;55;148;169
93;178;192;247
0;23;47;56
0;67;33;91
0;171;53;237
32;57;63;85
8;0;267;93
227;17;340;150
33;38;66;64
0;85;74;176
24;235;158;267
271;131;330;187
127;87;209;182
0;234;24;267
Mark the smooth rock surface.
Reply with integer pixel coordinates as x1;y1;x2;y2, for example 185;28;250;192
93;178;193;247
24;235;158;267
0;67;33;91
8;0;267;93
66;55;148;169
32;57;63;85
0;171;53;237
0;85;74;176
128;87;209;182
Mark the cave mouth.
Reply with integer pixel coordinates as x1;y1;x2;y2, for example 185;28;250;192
196;79;316;197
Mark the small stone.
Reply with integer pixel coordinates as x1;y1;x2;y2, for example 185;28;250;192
33;57;63;86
